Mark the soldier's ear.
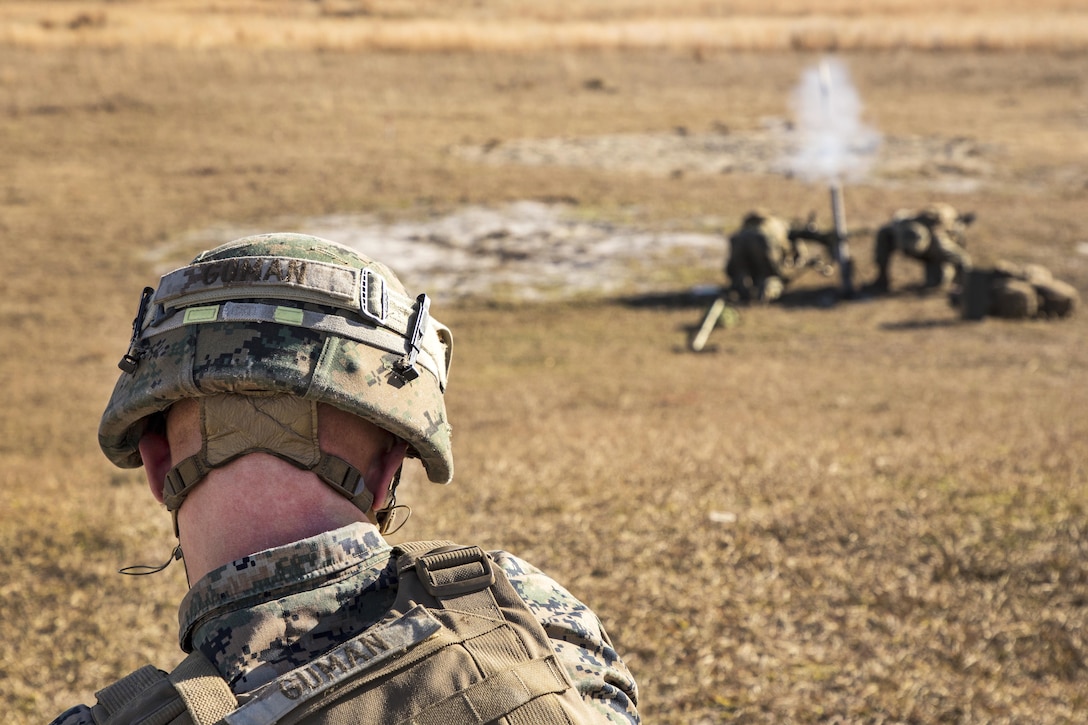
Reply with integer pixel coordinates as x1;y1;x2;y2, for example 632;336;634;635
138;430;173;505
366;440;409;511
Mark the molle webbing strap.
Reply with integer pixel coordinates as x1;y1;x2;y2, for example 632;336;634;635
404;543;501;618
394;543;586;725
88;652;237;725
169;650;238;725
94;665;163;714
91;665;189;725
398;657;573;725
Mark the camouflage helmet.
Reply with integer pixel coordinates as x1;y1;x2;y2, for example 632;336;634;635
742;208;772;226
99;233;454;486
918;203;958;228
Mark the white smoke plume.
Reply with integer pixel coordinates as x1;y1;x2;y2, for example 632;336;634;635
785;57;881;184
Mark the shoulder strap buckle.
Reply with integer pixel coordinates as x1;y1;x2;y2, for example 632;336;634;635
415;545;495;598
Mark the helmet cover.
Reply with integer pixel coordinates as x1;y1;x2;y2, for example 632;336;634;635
99;233;454;485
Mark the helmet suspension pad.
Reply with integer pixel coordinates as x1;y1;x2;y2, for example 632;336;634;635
162;395;374;534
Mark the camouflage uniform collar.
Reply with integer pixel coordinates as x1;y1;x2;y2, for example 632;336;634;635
178;523;391;652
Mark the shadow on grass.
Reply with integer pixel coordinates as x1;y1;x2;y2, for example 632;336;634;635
618;282;975;351
880;318;971;330
613;288;720;310
615;283;852;311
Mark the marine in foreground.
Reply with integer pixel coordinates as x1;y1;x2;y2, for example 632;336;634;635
51;233;639;725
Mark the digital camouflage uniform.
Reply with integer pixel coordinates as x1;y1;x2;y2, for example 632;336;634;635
958;260;1080;320
51;233;640;724
872;203;973;292
725;210;802;302
49;524;640;724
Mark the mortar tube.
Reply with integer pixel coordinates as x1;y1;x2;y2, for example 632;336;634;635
829;181;855;298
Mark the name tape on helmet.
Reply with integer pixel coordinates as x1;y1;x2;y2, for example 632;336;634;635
124;257;451;389
154;256;391;323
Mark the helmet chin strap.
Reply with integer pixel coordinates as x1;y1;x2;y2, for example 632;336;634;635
374;466;411;536
118;544;184;577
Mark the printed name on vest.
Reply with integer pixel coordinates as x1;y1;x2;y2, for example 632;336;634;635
278;636;382;700
224;606;443;725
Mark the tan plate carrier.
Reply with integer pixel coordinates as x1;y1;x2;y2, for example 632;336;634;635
89;542;597;725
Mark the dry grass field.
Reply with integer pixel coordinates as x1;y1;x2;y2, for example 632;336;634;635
2;1;1088;723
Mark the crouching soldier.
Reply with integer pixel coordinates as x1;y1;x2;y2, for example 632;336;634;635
872;203;974;293
725;209;806;302
49;233;640;725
